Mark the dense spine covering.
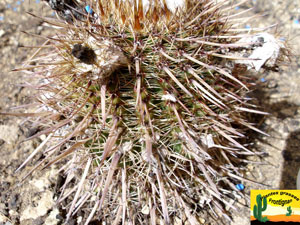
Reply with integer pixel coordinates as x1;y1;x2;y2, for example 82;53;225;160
9;0;285;224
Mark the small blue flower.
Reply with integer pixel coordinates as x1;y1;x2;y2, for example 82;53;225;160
294;19;300;25
17;1;21;5
260;78;266;82
245;25;251;29
236;183;245;191
235;6;240;10
85;5;93;14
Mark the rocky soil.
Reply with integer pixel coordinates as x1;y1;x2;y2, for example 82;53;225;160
0;0;299;225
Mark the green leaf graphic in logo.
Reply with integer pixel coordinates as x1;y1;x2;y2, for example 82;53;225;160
286;206;292;216
253;194;269;222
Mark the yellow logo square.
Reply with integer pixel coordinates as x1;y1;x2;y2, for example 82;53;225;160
251;190;300;223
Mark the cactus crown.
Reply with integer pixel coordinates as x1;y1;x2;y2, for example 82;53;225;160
9;0;286;224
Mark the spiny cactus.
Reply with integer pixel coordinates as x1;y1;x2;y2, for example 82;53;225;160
4;0;287;224
253;194;269;222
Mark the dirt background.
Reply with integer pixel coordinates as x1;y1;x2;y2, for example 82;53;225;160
0;0;299;224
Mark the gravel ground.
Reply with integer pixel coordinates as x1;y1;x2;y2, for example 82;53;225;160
0;0;299;224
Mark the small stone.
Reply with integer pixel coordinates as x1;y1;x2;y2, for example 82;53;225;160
40;134;46;141
198;217;205;224
8;193;18;209
174;217;182;225
0;214;9;223
283;124;289;133
20;191;55;222
0;29;5;37
267;79;278;89
0;203;8;216
281;108;295;117
76;216;83;224
248;164;254;171
0;125;19;145
141;205;150;215
292;120;299;127
33;217;44;225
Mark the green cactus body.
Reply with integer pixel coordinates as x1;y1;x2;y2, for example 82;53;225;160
4;0;287;224
286;206;292;216
253;194;269;222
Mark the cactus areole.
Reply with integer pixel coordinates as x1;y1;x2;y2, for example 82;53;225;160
7;0;286;224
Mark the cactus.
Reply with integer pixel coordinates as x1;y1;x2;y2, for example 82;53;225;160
253;194;269;222
286;206;292;216
3;0;287;224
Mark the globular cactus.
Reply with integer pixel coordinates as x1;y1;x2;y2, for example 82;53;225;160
253;194;269;222
5;0;287;224
286;206;292;216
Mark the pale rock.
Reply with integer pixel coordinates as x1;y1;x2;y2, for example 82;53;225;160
44;208;60;225
77;216;83;224
174;217;182;225
0;214;10;223
20;190;55;222
0;125;19;145
0;30;5;38
235;33;284;71
141;205;150;215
